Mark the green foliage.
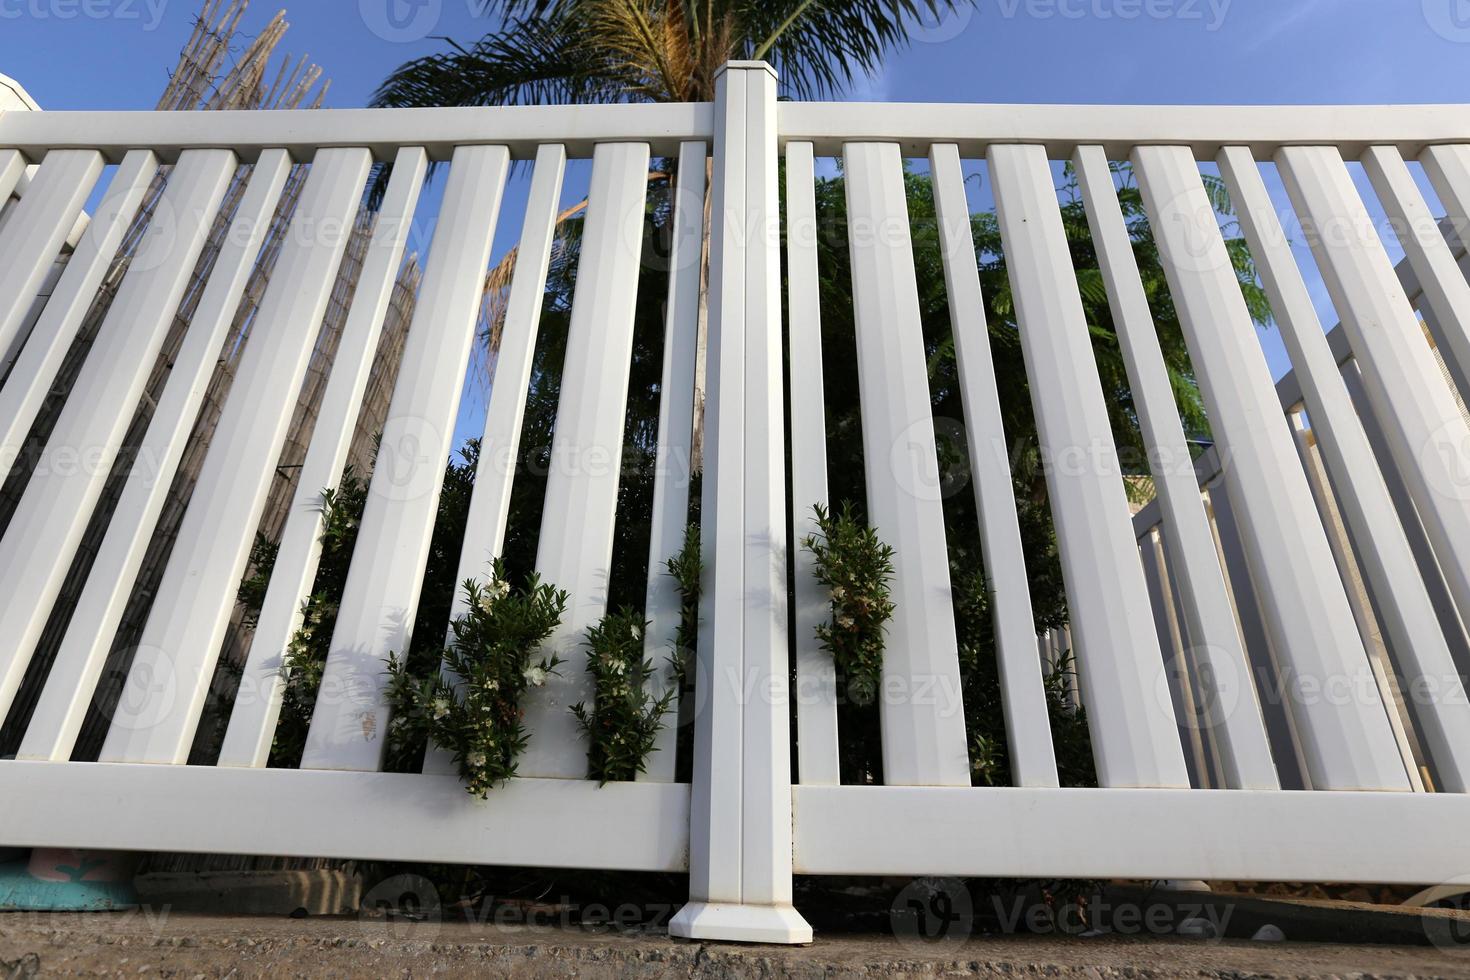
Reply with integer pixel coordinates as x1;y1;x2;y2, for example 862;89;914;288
665;523;702;686
384;561;569;799
572;609;676;784
802;503;896;709
235;537;279;627
952;568;1096;788
235;472;368;768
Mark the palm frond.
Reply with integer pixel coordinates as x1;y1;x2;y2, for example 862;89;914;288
371;15;627;109
749;0;977;100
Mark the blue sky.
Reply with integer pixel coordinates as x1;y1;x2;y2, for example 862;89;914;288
1;0;1462;444
4;0;1468;111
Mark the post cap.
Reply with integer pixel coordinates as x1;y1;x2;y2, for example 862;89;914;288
716;61;778;80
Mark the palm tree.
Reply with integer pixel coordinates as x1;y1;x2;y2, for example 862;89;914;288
372;0;975;108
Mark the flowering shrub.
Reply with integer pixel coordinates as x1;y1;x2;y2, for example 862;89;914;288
802;503;896;707
384;559;568;798
572;609;676;784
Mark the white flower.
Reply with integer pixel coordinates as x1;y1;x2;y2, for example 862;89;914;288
831;586;846;602
432;697;450;720
486;679;500;692
837;614;856;630
466;751;487;767
629;623;641;640
524;666;548;687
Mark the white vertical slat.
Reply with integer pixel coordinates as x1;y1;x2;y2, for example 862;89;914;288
785;140;840;787
1421;144;1470;233
14;150;292;762
1341;358;1470;677
0;150;156;468
1419;144;1470;399
0;148;238;729
0;150;27;207
987;142;1188;789
299;144;510;772
0;149;104;373
1138;528;1207;788
98;147;373;765
518;141;651;779
1221;145;1470;792
216;148;429;769
637;141;706;783
1205;485;1313;791
1133;144;1409;791
930;143;1057;788
1277;147;1470;646
1363;146;1470;404
1286;413;1429;793
418;143;567;778
1075;145;1276;790
841;141;969;787
0;150;31;256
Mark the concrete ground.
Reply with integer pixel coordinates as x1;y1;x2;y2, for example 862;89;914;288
3;911;1470;979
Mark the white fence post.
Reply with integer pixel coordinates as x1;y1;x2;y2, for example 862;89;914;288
670;60;811;945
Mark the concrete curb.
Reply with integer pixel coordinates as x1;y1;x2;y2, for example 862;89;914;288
3;912;1470;978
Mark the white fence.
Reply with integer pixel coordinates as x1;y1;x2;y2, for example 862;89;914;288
3;61;1470;944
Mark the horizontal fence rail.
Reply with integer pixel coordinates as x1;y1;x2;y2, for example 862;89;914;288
779;102;1470;157
5;64;1470;944
0;103;714;162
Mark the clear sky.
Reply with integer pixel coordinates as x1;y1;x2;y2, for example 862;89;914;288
3;0;1467;111
0;0;1461;443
